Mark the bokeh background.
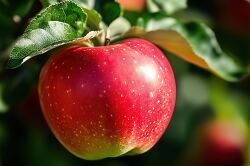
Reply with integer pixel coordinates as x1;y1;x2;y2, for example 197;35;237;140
0;0;249;166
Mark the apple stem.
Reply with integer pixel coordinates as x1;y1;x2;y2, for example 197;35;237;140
104;38;111;46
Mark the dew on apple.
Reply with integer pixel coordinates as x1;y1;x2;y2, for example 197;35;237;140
66;89;71;94
150;92;154;98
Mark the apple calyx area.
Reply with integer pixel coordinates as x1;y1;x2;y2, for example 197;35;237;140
39;38;176;160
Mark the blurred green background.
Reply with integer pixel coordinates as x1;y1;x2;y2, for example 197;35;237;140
0;0;249;166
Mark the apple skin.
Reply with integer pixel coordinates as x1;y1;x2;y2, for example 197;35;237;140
39;38;176;160
197;121;247;166
116;0;145;11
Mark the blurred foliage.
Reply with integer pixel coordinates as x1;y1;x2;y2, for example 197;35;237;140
147;0;187;14
0;0;250;166
6;0;249;81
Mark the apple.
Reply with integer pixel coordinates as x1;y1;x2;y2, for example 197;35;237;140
38;38;176;160
216;0;250;35
197;121;247;166
116;0;145;11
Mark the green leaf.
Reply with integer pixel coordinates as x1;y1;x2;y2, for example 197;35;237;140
0;83;8;113
40;0;95;8
108;17;131;41
40;0;58;7
82;8;102;30
26;1;86;34
7;1;87;68
39;1;100;30
147;0;187;14
125;14;249;81
101;2;122;25
146;0;160;13
73;0;95;8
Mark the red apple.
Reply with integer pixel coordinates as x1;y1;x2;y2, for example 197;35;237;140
38;38;176;160
197;121;247;166
116;0;145;11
